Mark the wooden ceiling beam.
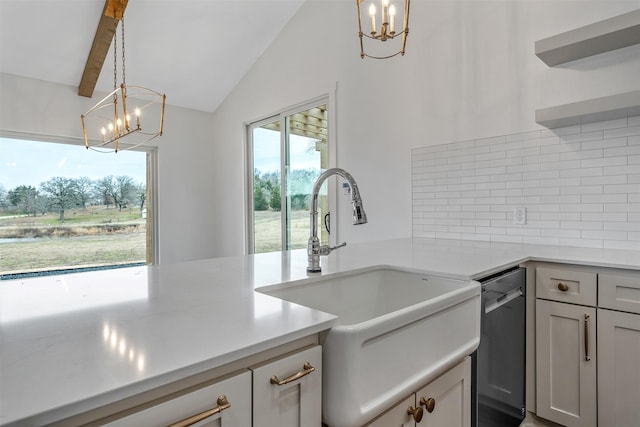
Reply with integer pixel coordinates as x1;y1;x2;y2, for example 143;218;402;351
78;0;128;98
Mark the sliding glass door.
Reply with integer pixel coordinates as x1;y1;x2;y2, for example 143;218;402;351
247;101;329;254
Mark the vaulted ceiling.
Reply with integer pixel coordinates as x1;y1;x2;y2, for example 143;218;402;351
0;0;306;112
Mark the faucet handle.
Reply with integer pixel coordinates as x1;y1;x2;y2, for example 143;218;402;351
318;242;346;256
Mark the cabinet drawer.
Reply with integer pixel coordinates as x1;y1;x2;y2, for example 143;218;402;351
536;267;597;306
599;272;640;314
104;370;252;427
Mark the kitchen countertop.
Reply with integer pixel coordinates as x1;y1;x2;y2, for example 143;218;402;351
1;237;639;426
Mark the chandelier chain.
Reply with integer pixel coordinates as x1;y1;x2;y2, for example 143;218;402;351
121;17;126;86
112;26;117;101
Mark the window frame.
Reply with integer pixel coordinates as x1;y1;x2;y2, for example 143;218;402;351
244;94;337;255
0;129;159;270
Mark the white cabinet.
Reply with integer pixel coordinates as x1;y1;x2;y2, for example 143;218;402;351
365;357;471;427
416;357;471;427
535;299;596;427
104;370;252;427
533;264;640;427
597;308;640;426
597;271;640;427
365;395;415;427
103;344;322;427
251;345;322;427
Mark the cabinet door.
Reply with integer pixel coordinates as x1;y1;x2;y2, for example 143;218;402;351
415;357;471;427
364;394;416;427
251;345;321;427
598;308;640;427
536;300;596;427
104;370;252;427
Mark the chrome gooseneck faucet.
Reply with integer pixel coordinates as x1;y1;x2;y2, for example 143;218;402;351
307;168;368;272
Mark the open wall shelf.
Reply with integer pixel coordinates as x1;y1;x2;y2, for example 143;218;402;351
535;9;640;66
535;91;640;129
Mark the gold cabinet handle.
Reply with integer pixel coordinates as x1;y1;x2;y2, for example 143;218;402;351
270;362;315;386
420;396;436;413
168;395;230;427
407;405;424;422
584;314;591;361
557;282;569;292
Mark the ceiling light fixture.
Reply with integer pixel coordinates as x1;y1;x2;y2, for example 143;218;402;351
356;0;410;59
81;3;165;153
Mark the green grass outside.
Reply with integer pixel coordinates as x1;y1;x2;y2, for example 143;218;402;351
1;205;146;275
1;207;322;275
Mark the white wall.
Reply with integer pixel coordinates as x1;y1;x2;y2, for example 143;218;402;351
0;73;217;264
210;0;640;257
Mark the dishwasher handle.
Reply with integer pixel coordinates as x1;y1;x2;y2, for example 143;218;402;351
485;287;523;314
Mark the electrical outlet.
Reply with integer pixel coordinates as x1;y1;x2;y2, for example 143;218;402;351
513;207;526;225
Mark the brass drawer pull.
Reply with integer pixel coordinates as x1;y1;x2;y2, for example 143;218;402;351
420;396;436;413
270;362;315;386
168;395;231;427
557;282;569;292
407;405;424;422
584;314;591;361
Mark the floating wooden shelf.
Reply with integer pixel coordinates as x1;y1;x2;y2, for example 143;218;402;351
535;9;640;66
535;91;640;129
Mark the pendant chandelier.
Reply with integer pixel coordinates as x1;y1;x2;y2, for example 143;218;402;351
81;12;166;153
356;0;410;59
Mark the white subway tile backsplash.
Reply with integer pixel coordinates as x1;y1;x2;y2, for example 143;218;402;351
506;130;542;142
541;124;581;137
629;156;640;167
582;118;627;132
412;118;639;250
604;125;640;138
604;240;640;250
560;131;603;143
581;136;627;150
581;156;627;168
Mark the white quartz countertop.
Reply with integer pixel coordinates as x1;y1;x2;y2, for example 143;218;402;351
1;237;639;426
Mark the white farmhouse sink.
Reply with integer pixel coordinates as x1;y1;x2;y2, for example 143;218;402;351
257;267;481;427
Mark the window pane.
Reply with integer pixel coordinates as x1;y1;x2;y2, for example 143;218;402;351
252;123;282;253
0;138;148;277
248;101;329;255
285;105;327;250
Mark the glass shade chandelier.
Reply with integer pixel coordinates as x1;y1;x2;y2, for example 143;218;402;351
81;16;166;153
356;0;410;59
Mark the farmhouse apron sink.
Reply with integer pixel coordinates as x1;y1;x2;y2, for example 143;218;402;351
257;266;481;427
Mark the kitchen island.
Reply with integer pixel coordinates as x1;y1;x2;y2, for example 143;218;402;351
1;237;639;426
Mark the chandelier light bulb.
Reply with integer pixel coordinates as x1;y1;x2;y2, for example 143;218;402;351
389;4;396;33
382;0;389;26
101;127;107;142
369;3;377;34
135;108;141;128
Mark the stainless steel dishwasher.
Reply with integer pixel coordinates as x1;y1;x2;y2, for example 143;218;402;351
472;266;526;427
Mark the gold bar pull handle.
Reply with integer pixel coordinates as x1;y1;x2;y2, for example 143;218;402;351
584;314;591;362
270;362;315;386
168;395;231;427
